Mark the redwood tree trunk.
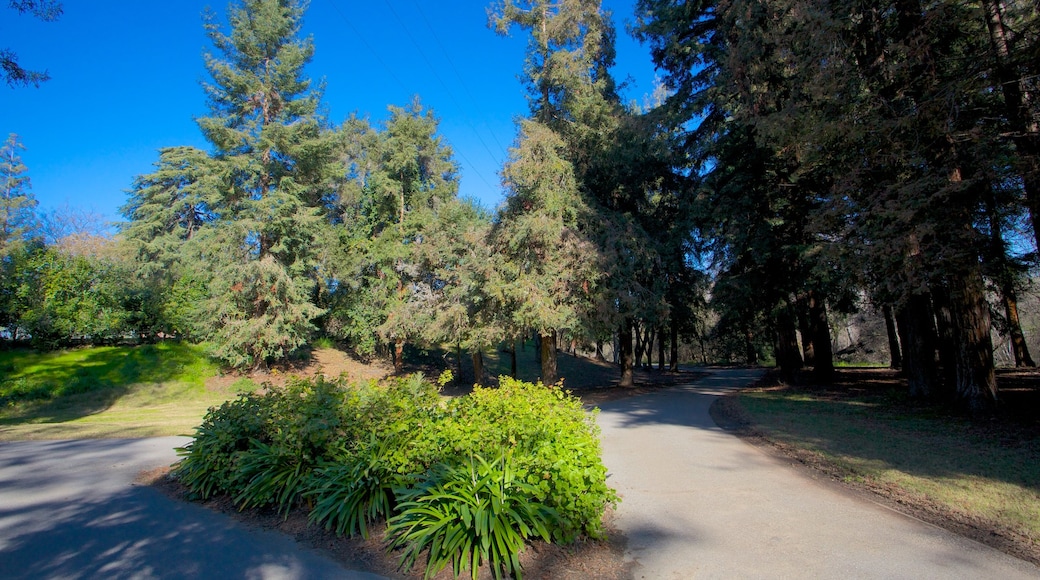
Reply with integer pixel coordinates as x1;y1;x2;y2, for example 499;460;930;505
774;301;802;382
896;294;939;398
930;284;958;396
540;329;558;385
797;295;816;366
882;304;902;370
947;271;999;414
619;319;635;387
808;290;834;382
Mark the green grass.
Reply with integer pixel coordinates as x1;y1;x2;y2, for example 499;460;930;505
0;343;249;440
737;380;1040;547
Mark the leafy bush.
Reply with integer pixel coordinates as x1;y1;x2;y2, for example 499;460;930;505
307;435;410;539
174;373;616;578
174;392;275;499
417;377;616;540
386;454;556;580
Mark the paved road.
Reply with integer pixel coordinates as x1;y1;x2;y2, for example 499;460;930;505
0;437;382;579
598;367;1040;579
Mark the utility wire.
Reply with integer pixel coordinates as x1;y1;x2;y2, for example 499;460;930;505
378;0;503;192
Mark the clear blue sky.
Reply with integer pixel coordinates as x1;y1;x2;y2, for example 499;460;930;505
1;1;658;226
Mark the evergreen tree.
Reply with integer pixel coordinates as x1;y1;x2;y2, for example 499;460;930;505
492;120;598;384
0;134;38;257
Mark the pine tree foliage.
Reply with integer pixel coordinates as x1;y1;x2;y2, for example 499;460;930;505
0;134;38;257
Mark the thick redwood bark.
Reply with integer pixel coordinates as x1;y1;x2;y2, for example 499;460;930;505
896;294;939;398
774;301;802;382
540;329;558;385
882;304;903;370
930;284;958;396
947;271;999;414
808;290;834;382
619;319;635;387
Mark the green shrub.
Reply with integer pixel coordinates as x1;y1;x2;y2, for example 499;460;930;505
173;392;276;499
307;435;410;539
234;439;314;517
416;377;616;540
387;454;556;580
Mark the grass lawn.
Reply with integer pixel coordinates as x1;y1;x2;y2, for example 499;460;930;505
734;369;1040;559
0;343;248;440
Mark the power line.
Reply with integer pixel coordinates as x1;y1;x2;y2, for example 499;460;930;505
378;0;503;191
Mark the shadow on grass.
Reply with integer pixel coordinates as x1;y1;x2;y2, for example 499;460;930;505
0;343;214;424
735;368;1040;496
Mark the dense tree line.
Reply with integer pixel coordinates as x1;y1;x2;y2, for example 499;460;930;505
635;0;1040;413
4;0;1040;416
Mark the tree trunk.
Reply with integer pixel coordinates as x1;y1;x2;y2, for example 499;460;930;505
896;294;939;398
1003;289;1036;367
634;323;645;369
394;339;404;374
595;340;606;362
808;291;834;382
456;342;463;385
619;319;635;387
510;341;518;377
931;283;958;396
947;271;999;414
797;295;816;366
670;321;679;371
882;304;902;370
540;329;558;385
744;325;758;366
472;349;485;386
658;326;666;371
774;301;802;382
644;327;655;368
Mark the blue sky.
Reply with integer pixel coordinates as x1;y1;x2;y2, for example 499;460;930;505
1;1;658;227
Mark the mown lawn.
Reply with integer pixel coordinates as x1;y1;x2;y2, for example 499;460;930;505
0;343;249;440
735;369;1040;559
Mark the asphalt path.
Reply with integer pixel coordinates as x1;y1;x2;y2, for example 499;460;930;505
0;436;382;579
598;367;1040;579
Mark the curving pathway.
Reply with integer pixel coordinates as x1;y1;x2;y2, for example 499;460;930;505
598;367;1040;579
0;437;382;579
2;369;1038;579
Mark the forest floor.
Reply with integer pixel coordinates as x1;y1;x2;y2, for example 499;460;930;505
153;356;1040;577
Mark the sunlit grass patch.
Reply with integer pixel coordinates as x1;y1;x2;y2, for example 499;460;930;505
0;343;240;440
